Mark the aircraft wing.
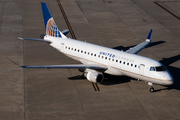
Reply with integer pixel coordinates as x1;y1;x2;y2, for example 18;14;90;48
21;64;107;70
125;29;153;54
6;57;107;71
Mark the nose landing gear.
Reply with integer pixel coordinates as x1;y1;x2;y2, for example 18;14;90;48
148;82;154;92
149;86;154;92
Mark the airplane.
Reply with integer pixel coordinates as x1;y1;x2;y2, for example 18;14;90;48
8;2;174;92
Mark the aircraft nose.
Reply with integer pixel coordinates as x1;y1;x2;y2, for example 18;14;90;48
165;72;174;85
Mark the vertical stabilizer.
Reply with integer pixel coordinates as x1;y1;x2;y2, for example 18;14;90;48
41;2;67;38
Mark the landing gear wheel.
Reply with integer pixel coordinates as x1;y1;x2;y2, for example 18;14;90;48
149;87;154;92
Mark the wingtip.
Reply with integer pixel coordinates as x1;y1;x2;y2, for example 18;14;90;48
18;37;23;40
41;2;46;5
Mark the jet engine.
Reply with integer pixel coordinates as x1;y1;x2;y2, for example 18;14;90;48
84;69;103;83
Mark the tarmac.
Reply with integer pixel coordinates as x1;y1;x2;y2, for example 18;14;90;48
0;0;180;120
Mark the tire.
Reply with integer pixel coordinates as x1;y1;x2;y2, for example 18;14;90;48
149;87;154;92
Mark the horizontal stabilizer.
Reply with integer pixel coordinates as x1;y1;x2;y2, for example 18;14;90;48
18;37;51;43
62;29;70;36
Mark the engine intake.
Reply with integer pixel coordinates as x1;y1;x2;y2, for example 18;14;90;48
84;70;103;83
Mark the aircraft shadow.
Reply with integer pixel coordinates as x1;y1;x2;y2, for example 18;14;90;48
68;73;131;85
113;41;165;51
68;75;86;80
100;74;131;85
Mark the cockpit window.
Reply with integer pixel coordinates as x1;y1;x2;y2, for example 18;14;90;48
156;66;166;71
150;67;155;71
150;66;166;72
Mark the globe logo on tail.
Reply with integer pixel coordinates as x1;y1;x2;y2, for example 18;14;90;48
46;18;61;37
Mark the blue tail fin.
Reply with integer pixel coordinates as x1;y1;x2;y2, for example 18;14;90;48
41;2;66;38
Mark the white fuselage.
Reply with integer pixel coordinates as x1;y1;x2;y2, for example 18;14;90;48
45;35;173;85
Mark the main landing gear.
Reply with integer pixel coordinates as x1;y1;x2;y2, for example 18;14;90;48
148;82;154;92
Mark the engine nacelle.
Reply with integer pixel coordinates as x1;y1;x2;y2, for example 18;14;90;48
84;70;103;83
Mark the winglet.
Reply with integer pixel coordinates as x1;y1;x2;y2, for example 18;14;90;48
125;29;153;54
146;29;153;42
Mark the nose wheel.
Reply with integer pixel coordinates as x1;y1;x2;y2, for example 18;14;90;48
148;82;154;92
149;87;154;92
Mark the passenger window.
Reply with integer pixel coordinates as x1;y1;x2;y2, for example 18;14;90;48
91;53;93;56
109;58;111;60
131;64;133;66
102;56;104;58
94;54;96;57
123;62;125;64
74;49;76;51
88;52;90;55
71;48;73;50
78;50;79;52
68;47;70;50
81;50;83;53
84;51;86;54
112;59;114;61
116;60;118;62
65;46;67;49
105;57;107;59
119;61;121;63
135;65;137;68
127;63;129;65
98;55;100;58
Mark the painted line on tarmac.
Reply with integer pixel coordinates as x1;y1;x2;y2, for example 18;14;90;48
56;0;100;91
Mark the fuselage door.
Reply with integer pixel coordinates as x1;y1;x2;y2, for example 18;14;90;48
139;64;145;75
60;43;64;52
